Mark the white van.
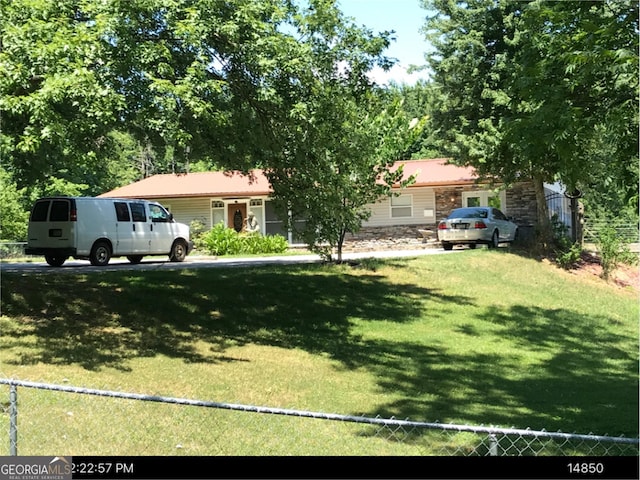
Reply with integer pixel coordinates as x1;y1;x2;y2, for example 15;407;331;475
25;197;193;267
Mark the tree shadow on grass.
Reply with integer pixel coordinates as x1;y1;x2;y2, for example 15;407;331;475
0;265;470;371
2;264;637;436
357;304;638;436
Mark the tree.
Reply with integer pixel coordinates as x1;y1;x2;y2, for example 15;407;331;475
261;0;422;262
0;167;29;241
0;0;124;190
268;93;422;262
387;81;444;160
422;0;638;247
0;0;302;191
1;0;423;256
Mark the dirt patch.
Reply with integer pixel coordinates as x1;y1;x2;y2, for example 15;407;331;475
569;252;639;292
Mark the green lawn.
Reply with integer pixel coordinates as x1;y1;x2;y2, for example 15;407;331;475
0;250;637;455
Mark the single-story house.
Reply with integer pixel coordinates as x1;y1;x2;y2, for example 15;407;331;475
99;158;541;246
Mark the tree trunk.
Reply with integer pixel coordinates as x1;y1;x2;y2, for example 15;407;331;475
532;174;552;251
336;229;346;263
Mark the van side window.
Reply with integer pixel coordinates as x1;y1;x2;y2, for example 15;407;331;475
30;201;50;221
149;204;171;222
50;200;69;221
129;202;147;222
115;202;131;222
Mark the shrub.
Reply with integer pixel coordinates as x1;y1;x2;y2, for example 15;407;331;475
255;234;289;254
200;224;289;256
551;214;583;269
556;242;583;270
201;223;242;255
189;218;209;252
596;225;636;280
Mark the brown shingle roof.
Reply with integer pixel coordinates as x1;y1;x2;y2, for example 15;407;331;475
100;170;271;199
99;159;478;199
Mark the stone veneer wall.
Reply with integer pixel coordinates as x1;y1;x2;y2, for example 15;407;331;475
505;181;537;226
343;181;538;251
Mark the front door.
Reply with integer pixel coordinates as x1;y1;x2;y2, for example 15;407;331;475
149;203;175;254
228;204;247;232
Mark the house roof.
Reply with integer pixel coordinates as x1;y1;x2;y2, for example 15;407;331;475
99;158;478;199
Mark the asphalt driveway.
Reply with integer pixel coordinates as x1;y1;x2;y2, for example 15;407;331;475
0;248;458;275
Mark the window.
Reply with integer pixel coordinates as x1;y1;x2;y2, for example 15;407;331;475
150;204;171;222
488;195;502;209
463;191;505;210
391;195;412;218
129;202;147;222
211;200;224;226
466;196;481;207
265;201;287;237
492;208;507;221
30;201;50;221
114;202;131;222
50;200;70;221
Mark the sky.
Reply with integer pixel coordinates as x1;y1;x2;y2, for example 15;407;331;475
336;0;432;85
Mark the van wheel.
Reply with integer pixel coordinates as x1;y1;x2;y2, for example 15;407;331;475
127;255;143;264
90;241;111;266
45;255;67;267
169;240;187;262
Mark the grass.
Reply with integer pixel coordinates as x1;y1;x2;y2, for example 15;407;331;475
0;249;638;455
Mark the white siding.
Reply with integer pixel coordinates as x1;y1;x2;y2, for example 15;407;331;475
363;187;436;227
151;188;436;232
154;197;211;229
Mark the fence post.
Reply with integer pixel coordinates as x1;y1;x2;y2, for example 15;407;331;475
9;383;17;455
488;434;499;456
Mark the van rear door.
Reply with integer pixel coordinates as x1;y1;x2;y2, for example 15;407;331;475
27;198;76;250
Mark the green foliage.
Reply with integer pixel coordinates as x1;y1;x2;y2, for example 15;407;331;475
199;223;288;256
1;0;418;247
423;0;638;244
387;81;443;160
200;223;242;256
0;168;28;241
596;224;636;281
556;242;583;271
550;215;582;270
0;0;125;189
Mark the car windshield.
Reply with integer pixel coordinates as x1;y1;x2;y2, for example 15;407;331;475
448;208;489;219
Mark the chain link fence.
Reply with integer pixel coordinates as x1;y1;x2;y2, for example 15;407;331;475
1;379;637;457
583;220;640;245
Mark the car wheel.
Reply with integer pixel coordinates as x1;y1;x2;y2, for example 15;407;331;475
469;243;477;249
442;242;454;251
169;240;187;262
90;241;111;266
488;230;499;249
127;255;143;264
45;255;67;267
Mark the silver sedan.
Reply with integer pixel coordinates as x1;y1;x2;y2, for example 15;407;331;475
437;207;519;250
